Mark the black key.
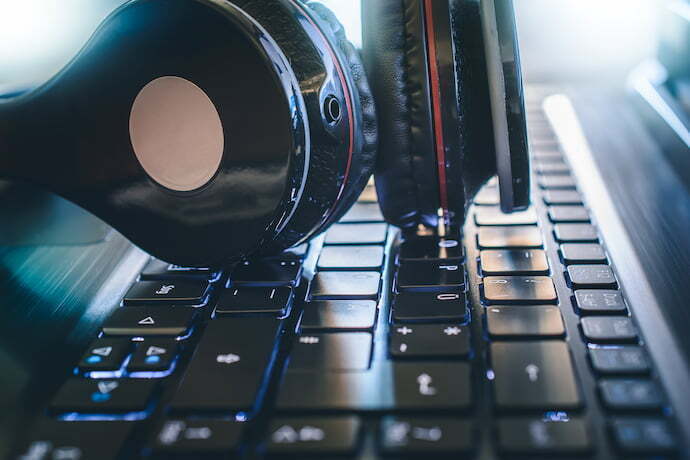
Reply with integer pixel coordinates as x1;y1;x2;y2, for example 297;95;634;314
589;346;651;374
78;338;132;372
393;362;471;410
497;418;591;454
473;186;499;205
140;258;218;281
232;259;301;286
18;421;134;460
309;271;380;300
127;340;178;373
581;317;637;343
554;223;598;242
392;291;467;323
575;290;627;314
153;419;244;456
477;227;542;249
474;207;538;226
480;249;549;275
491;341;582;410
483;276;557;304
380;417;473;455
548;206;589;223
390;324;470;358
170;317;281;412
340;202;384;222
215;286;293;316
317;245;384;270
399;237;463;260
50;379;156;413
487;305;565;338
266;417;360;456
538;175;576;189
123;280;209;306
560;243;606;264
324;223;387;245
300;300;377;331
397;260;464;292
543;190;582;205
611;418;677;454
599;379;665;411
288;333;372;371
102;307;196;337
535;162;570;175
567;265;617;288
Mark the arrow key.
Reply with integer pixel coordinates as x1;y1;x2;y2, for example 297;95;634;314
127;340;179;373
102;307;196;337
78;338;132;372
50;379;157;413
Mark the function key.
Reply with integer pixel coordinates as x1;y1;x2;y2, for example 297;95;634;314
599;379;665;411
567;264;617;288
78;338;132;373
300;300;377;332
231;259;302;286
486;305;565;339
560;243;607;264
483;276;557;304
102;307;196;337
340;202;384;222
123;280;209;306
396;260;465;292
140;259;218;281
215;286;293;316
392;291;467;323
473;186;500;205
538;175;577;189
50;379;157;413
325;223;387;245
581;317;637;343
474;207;538;226
266;417;361;456
554;224;598;243
548;206;590;223
380;417;473;455
317;245;384;270
535;162;571;175
480;249;549;275
288;333;372;371
477;227;543;249
390;324;470;359
491;341;582;410
126;340;178;373
544;190;583;205
399;237;463;261
497;418;591;454
309;272;381;300
393;362;471;410
610;418;677;454
152;419;244;457
574;290;627;315
589;346;651;375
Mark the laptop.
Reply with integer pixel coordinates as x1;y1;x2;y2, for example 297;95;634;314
3;0;690;459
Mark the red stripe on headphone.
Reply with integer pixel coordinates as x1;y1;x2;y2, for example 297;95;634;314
423;0;450;225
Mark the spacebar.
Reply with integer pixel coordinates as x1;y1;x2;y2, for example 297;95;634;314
170;317;282;412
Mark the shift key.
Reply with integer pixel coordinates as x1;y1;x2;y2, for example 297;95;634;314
170;317;282;412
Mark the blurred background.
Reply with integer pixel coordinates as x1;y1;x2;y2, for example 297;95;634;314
0;0;676;94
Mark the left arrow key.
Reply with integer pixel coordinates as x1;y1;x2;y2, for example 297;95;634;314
78;338;132;372
102;307;196;337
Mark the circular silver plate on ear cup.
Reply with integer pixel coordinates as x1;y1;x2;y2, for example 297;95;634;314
129;76;224;192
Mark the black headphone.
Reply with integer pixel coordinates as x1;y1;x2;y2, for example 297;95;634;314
0;0;528;267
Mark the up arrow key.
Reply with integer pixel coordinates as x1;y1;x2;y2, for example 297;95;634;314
102;307;196;337
139;316;156;325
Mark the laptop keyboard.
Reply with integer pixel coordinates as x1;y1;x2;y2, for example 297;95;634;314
15;100;683;459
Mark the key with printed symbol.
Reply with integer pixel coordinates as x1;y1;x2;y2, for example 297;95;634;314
560;243;607;264
140;259;218;281
309;271;381;300
50;379;157;413
266;417;361;456
567;265;617;289
394;362;471;410
78;338;132;372
123;280;210;306
610;418;677;454
477;226;543;249
396;260;465;291
102;307;196;337
127;340;178;373
483;276;557;304
581;317;637;343
487;305;565;338
289;333;372;371
392;291;467;323
480;249;549;275
390;324;470;358
575;290;627;314
399;237;463;260
215;286;293;316
497;418;592;454
300;300;377;331
599;379;665;411
231;259;302;286
170;317;281;412
589;346;651;374
152;419;244;457
380;417;473;455
491;341;582;410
